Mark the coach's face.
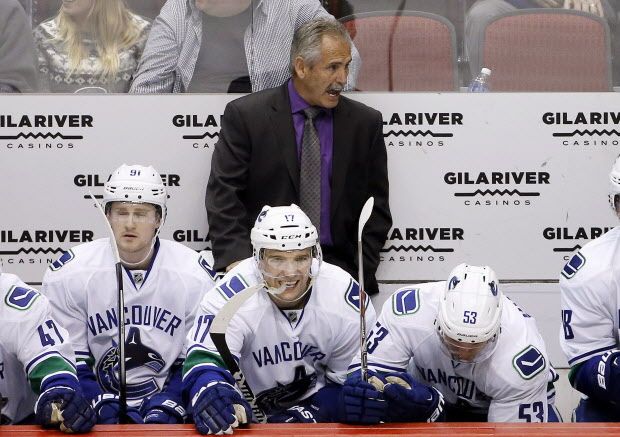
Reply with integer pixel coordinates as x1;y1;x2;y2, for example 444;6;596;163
107;202;160;264
293;35;351;109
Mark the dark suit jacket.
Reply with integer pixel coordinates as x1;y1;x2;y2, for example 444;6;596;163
206;82;392;294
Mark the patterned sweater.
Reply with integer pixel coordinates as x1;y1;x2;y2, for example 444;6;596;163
34;14;150;93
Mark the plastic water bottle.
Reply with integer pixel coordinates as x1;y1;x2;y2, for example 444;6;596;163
468;67;492;92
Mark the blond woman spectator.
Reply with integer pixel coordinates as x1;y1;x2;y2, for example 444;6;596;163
34;0;150;93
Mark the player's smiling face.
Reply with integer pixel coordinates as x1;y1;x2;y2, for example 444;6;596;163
261;248;312;308
107;202;160;264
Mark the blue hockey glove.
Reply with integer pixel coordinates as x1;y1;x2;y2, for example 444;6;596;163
35;385;96;433
141;393;188;424
339;370;387;424
573;350;620;404
92;393;144;424
380;372;445;422
191;381;252;435
267;404;319;423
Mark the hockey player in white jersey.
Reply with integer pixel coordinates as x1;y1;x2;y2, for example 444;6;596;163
183;204;380;434
0;265;95;432
559;155;620;422
42;164;217;425
347;264;559;422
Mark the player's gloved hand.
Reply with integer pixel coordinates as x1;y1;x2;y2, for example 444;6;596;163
35;385;96;433
572;349;620;405
191;381;251;435
92;393;144;424
267;404;319;423
339;370;387;424
140;393;187;424
378;372;445;422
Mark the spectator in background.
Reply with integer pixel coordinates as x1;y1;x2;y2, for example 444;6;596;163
129;0;360;93
34;0;150;93
465;0;617;80
0;0;39;92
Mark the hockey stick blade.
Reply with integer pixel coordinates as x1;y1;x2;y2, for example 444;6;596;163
210;284;267;423
358;197;374;241
88;191;128;423
358;197;374;382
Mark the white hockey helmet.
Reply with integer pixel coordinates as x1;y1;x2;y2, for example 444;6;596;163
436;264;503;363
251;204;322;273
608;155;620;213
103;164;167;221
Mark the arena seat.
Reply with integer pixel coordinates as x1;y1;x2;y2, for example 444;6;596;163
480;9;612;91
340;11;459;91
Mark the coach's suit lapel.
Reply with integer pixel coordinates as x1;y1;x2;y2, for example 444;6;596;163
331;97;353;219
270;84;299;195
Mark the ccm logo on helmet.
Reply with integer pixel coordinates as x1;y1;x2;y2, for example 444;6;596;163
281;235;302;239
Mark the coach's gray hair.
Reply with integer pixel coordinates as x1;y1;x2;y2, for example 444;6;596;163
290;18;352;75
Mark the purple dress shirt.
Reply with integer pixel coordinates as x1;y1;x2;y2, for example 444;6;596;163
287;79;334;245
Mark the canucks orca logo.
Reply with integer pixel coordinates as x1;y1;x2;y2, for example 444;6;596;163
255;366;317;414
96;327;166;400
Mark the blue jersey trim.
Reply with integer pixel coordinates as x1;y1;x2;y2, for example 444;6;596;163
568;345;616;365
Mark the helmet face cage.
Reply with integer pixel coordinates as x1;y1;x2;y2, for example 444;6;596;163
436;264;503;364
103;164;168;226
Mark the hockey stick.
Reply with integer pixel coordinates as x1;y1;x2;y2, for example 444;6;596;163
88;192;128;423
210;284;267;423
358;197;375;382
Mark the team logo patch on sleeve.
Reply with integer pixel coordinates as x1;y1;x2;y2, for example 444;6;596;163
512;345;546;380
561;252;585;279
50;250;75;271
216;274;250;300
392;288;420;316
5;285;40;310
198;254;218;280
345;280;369;312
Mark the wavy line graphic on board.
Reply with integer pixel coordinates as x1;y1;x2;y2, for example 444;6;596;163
0;132;83;140
380;245;454;253
454;189;540;197
182;131;220;140
553;245;582;253
553;129;620;137
0;247;64;255
383;130;453;138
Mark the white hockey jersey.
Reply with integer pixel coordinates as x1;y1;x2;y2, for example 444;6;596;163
184;258;376;414
559;226;620;367
42;238;217;406
0;273;75;424
353;282;552;422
